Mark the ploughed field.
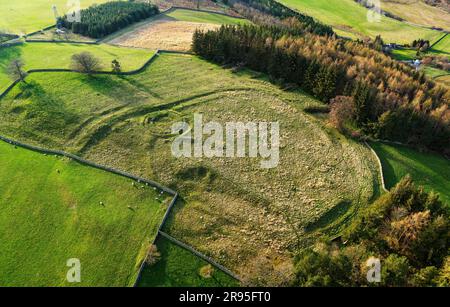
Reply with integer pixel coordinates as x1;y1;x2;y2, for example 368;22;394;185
106;8;250;52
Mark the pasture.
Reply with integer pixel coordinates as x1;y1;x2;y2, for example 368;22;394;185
371;142;450;205
379;0;450;31
0;140;170;286
0;53;382;283
0;42;153;93
0;0;110;34
138;237;239;287
107;8;249;51
277;0;443;44
430;34;450;58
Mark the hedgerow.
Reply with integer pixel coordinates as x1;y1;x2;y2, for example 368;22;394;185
60;1;159;38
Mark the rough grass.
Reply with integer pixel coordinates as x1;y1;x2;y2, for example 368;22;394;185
277;0;443;44
370;142;450;205
0;140;170;286
0;53;381;284
165;8;249;25
0;0;110;34
107;8;249;51
379;0;450;31
153;0;238;16
137;237;239;287
0;42;153;93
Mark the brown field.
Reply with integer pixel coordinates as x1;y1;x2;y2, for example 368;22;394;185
108;15;219;51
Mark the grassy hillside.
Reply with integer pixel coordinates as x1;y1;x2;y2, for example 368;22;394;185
371;142;450;205
138;237;239;287
0;42;153;92
0;0;110;34
379;0;450;31
0;140;170;286
0;53;381;283
430;34;450;58
277;0;443;44
165;8;249;25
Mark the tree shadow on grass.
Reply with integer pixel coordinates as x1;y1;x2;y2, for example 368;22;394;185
16;81;80;136
122;75;163;99
304;200;353;233
78;74;153;104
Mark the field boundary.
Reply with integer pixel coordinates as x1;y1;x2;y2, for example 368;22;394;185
430;33;448;49
0;134;177;286
168;6;246;20
0;50;160;100
364;141;388;192
159;230;242;282
25;39;100;44
0;51;242;286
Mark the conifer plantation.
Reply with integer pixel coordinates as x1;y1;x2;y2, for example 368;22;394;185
192;23;450;154
60;1;159;38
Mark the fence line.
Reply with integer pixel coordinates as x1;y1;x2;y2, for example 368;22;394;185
364;141;388;193
0;50;161;100
0;50;242;286
25;39;99;44
169;6;246;20
132;193;179;287
158;231;242;282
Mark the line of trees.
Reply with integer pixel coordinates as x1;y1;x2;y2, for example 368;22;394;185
60;1;159;38
229;0;333;36
294;177;449;287
192;24;450;154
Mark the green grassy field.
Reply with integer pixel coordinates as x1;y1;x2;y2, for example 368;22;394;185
379;0;450;31
165;8;249;25
0;42;153;93
0;140;170;286
391;48;418;61
423;66;449;79
138;237;239;287
0;0;111;34
371;142;450;205
0;53;381;284
277;0;443;44
430;34;450;58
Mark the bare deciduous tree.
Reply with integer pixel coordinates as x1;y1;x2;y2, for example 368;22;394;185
145;245;161;266
7;59;28;83
70;52;102;74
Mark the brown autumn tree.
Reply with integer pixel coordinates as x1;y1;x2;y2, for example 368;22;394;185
329;96;355;132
